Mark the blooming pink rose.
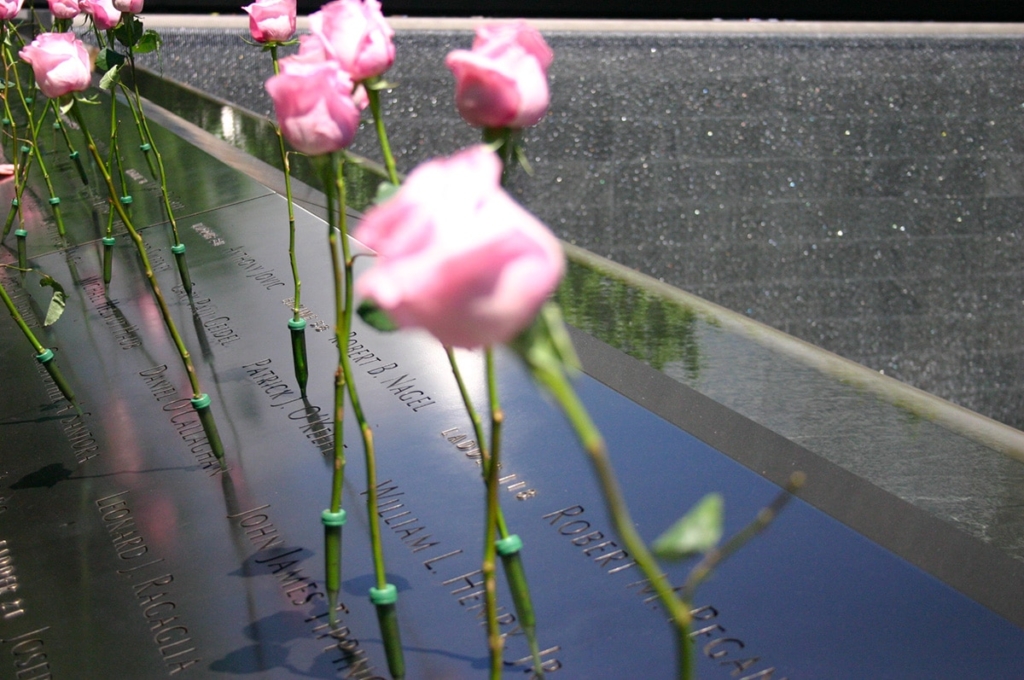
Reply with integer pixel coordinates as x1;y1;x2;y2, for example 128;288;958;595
445;22;553;129
112;0;142;12
354;145;564;348
243;0;295;44
265;57;361;156
48;0;80;19
309;0;394;82
19;32;92;98
0;0;23;20
79;0;120;29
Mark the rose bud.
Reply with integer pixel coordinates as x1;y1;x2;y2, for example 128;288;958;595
242;0;296;44
354;145;564;348
308;0;395;82
265;56;362;155
19;32;93;99
79;0;121;29
445;21;553;130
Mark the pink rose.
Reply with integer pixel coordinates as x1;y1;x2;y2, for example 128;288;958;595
48;0;80;19
242;0;295;44
309;0;394;82
354;145;564;348
445;22;553;129
112;0;142;12
265;57;361;156
0;0;24;20
79;0;120;29
19;32;92;98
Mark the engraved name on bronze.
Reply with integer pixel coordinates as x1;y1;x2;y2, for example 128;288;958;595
172;284;240;348
138;366;221;474
281;297;330;333
143;241;172;273
365;480;561;672
241;358;334;455
34;362;99;464
228;507;384;677
190;222;224;248
95;492;201;674
2;626;53;680
542;505;638;576
0;270;39;331
685;605;788;680
95;491;161;566
544;504;784;679
348;332;436;413
81;276;143;350
0;541;25;622
226;246;286;291
132;574;201;675
440;427;538;501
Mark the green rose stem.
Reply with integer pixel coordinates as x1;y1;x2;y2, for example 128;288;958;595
477;127;547;677
366;86;542;674
364;83;399;188
481;348;504;679
117;87;159;180
444;351;542;679
0;273;78;410
68;99;226;469
525;360;694;680
4;41;66;240
101;88;128;285
269;44;307;397
321;152;405;679
314;153;347;626
0;42;29;244
48;101;88;185
118;42;195;297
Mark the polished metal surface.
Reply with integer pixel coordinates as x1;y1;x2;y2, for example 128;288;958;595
1;87;1023;677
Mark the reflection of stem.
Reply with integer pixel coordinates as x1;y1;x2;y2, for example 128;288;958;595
532;363;693;680
69;99;226;468
269;45;307;396
682;472;804;602
483;348;502;679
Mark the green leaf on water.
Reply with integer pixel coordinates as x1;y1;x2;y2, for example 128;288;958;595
652;493;724;561
357;300;398;333
39;275;67;326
